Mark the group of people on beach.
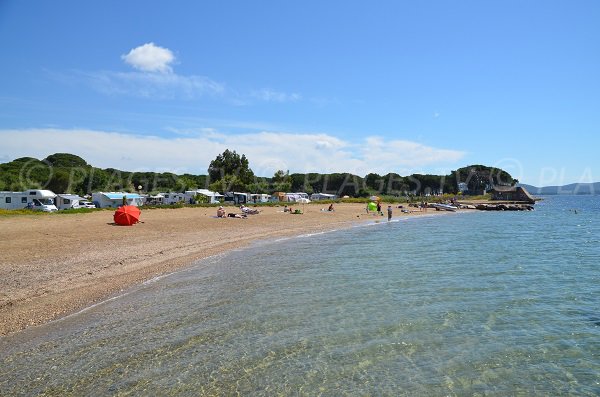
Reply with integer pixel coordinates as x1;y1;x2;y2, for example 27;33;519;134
216;205;261;219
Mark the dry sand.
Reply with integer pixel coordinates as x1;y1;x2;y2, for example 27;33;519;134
0;203;445;336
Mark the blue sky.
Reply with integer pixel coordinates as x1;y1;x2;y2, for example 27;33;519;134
1;1;599;185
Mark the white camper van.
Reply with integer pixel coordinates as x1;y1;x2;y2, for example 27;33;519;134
55;194;95;210
0;189;58;212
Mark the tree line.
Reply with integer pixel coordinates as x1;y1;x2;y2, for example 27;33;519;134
0;151;516;197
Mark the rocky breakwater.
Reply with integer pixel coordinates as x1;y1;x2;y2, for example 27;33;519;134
475;203;535;211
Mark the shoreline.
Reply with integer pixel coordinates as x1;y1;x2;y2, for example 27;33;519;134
0;203;455;337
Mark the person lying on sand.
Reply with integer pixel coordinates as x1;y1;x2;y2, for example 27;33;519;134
227;213;247;218
240;205;260;215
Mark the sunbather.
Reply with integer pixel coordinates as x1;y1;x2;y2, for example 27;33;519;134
240;205;260;215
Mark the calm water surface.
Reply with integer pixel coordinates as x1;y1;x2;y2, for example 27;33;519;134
1;195;599;396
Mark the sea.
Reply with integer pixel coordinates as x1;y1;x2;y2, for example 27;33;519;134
1;195;599;396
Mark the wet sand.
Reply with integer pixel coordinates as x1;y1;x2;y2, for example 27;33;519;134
0;203;445;336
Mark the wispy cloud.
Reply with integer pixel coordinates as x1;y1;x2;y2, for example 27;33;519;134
82;70;224;99
251;89;302;103
0;128;465;177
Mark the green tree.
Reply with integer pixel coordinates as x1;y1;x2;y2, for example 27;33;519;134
44;153;88;168
82;168;109;194
209;175;246;193
365;173;384;192
272;170;289;183
208;150;255;189
271;170;291;192
194;193;210;204
47;170;71;193
248;180;270;194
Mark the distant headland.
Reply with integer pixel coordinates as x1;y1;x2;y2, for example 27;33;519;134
519;183;600;195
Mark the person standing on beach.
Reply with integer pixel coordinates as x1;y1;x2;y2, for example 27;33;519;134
387;205;392;221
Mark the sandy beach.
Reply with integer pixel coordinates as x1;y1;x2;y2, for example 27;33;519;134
0;203;446;336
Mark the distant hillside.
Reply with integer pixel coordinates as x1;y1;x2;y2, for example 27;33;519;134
519;182;600;195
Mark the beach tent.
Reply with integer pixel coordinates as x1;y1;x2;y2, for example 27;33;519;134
270;192;287;202
368;202;377;212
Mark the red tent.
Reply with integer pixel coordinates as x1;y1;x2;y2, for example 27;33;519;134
114;205;141;226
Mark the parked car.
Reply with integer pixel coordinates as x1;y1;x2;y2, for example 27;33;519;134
78;201;96;209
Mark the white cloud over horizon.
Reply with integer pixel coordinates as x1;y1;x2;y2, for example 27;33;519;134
121;43;175;73
0;128;466;177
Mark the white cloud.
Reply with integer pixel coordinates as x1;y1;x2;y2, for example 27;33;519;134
121;43;175;73
361;137;465;169
65;44;298;103
0;128;465;177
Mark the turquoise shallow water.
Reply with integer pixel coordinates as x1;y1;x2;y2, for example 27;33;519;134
1;196;599;396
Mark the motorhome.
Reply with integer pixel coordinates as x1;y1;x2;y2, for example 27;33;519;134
0;189;58;212
55;194;93;210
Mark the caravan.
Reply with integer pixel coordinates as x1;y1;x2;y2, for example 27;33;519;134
310;193;337;201
55;194;95;210
0;189;58;212
223;192;250;205
161;192;186;205
284;192;310;202
91;192;144;208
185;189;224;204
250;193;271;203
